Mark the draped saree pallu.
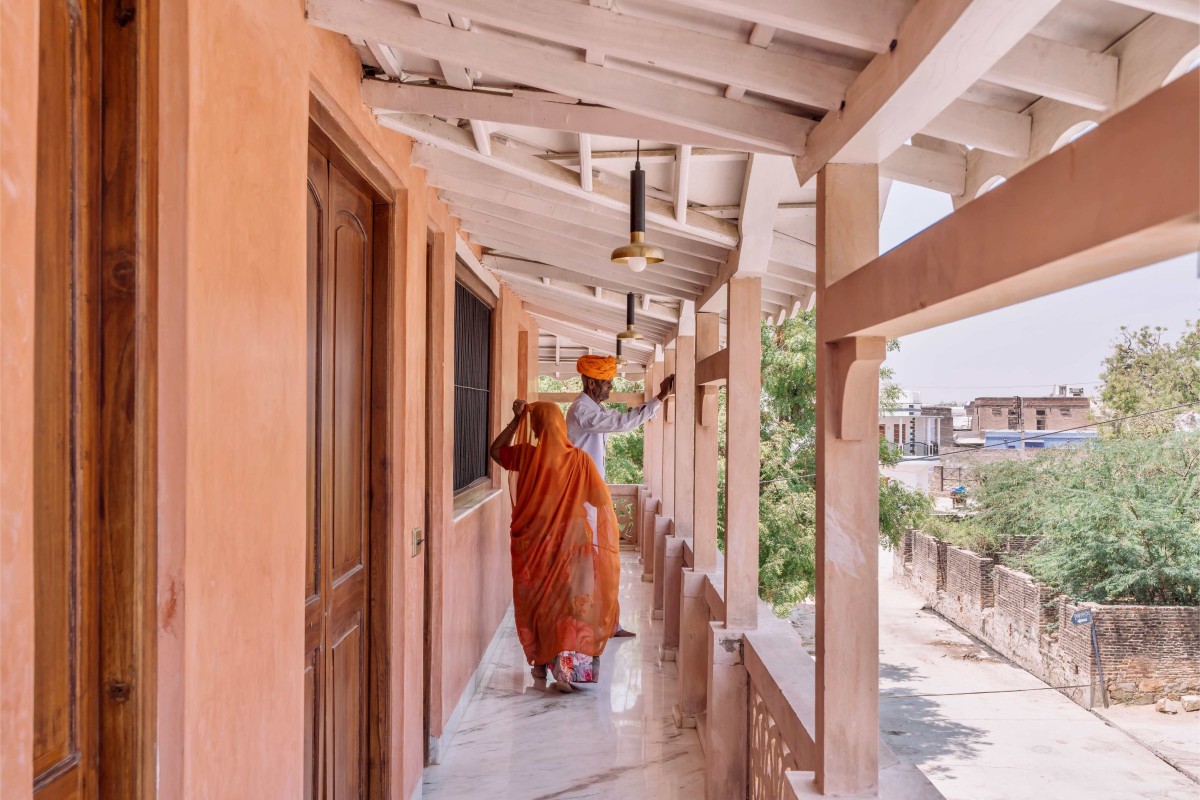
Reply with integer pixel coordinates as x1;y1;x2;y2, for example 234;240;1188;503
497;402;622;687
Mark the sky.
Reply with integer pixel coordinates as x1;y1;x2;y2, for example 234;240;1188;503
877;182;1200;405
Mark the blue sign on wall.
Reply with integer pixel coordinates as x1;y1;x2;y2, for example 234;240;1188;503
1071;609;1093;625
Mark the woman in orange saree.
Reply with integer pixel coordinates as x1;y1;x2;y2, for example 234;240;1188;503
489;400;622;692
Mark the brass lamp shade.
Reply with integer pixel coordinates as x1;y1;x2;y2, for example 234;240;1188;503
610;231;665;265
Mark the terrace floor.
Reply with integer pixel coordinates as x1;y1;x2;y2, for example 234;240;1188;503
422;552;705;799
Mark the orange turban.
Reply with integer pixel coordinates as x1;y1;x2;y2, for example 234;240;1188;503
577;355;617;381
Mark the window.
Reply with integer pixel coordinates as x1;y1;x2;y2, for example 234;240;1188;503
991;408;1002;417
453;280;492;491
1036;409;1047;431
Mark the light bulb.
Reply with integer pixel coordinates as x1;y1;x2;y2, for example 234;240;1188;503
627;256;648;272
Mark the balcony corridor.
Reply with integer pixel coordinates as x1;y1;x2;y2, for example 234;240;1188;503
422;552;705;799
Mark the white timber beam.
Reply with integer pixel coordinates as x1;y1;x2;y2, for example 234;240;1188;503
414;4;474;90
364;82;785;153
365;40;403;77
395;115;740;246
309;0;814;153
986;35;1118;112
454;235;499;294
1110;0;1200;24
413;0;854;109
921;99;1032;158
433;179;731;261
578;133;593;192
880;143;966;195
456;213;718;278
673;145;692;226
680;0;910;53
443;193;724;267
484;253;701;301
696;153;791;312
468;119;492;156
540;147;746;166
821;73;1200;341
505;275;679;323
793;0;1060;186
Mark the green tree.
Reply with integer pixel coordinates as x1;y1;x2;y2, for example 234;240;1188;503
973;434;1200;605
1098;321;1200;436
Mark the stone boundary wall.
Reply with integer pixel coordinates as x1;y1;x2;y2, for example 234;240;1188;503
893;531;1200;706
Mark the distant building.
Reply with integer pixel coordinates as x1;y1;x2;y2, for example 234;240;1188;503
965;388;1094;435
880;391;953;457
982;428;1099;449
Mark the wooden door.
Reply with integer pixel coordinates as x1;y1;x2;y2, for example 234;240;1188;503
34;1;151;797
306;142;375;800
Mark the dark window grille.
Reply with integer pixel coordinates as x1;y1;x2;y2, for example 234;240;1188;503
453;281;492;491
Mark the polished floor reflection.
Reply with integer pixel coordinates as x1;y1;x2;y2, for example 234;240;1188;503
423;553;705;799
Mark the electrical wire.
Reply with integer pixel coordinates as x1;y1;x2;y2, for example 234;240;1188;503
881;684;1091;700
756;399;1200;486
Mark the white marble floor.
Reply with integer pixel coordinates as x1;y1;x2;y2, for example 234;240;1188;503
422;553;706;799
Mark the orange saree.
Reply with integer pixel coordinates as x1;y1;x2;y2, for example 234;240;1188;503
496;402;621;681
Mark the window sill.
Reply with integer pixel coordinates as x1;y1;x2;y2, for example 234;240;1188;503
452;484;503;522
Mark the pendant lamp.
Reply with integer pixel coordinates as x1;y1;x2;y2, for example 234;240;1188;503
616;292;642;341
610;141;664;272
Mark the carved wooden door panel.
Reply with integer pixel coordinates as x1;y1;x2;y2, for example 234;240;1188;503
34;1;98;796
306;143;374;800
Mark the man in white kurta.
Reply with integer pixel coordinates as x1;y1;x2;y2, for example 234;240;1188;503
567;355;675;636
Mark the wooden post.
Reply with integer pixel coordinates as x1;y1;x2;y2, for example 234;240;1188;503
674;314;696;539
661;346;677;519
692;312;720;573
723;276;761;631
815;163;883;796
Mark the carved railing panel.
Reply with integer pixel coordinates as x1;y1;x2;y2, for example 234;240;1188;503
608;485;639;545
749;685;799;800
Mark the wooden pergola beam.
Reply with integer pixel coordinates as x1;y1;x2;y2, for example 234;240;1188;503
402;119;741;246
365;82;779;153
410;0;856;109
822;73;1200;342
309;1;814;153
794;0;1059;185
680;0;910;53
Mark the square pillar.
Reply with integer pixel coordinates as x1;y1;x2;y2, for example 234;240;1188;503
661;346;677;518
652;515;671;616
641;496;659;582
705;623;749;800
723;277;762;630
674;568;710;727
693;313;720;573
673;318;696;539
815;163;883;796
660;536;684;657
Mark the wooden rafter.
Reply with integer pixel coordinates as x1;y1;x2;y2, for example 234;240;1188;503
793;0;1059;185
309;0;815;153
406;0;856;109
396;116;741;245
363;82;786;153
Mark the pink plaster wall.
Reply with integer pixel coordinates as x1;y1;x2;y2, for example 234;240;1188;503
0;0;39;795
1;1;532;795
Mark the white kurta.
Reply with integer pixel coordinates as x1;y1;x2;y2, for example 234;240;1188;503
565;393;662;481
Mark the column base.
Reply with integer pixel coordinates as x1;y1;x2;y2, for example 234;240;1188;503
672;703;698;729
658;645;677;661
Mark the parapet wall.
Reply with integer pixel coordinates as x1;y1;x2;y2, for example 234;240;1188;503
894;532;1200;705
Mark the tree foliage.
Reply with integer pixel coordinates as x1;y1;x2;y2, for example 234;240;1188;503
973;434;1200;605
1098;321;1200;436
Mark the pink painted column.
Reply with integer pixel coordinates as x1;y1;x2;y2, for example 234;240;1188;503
815;163;884;796
676;312;719;726
723;276;762;630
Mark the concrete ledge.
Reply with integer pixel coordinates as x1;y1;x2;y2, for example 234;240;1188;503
672;702;698;729
785;754;944;800
658;645;677;661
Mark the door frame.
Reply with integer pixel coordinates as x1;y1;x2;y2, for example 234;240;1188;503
308;91;399;799
32;0;161;795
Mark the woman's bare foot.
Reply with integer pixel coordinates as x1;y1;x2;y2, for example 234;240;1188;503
531;665;547;680
551;680;575;693
613;627;636;638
